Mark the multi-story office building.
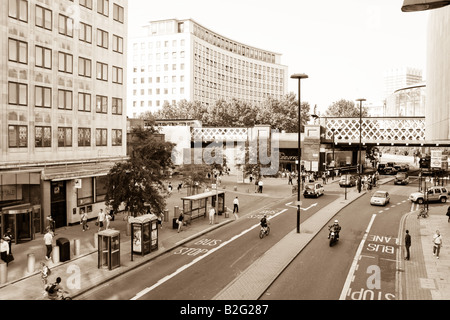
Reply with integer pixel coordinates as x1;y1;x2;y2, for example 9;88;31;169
383;67;423;98
128;18;288;118
385;83;426;117
0;0;127;242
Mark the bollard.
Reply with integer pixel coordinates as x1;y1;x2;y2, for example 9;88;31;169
74;239;81;256
52;245;60;264
174;206;179;219
164;209;169;222
0;262;7;284
126;221;131;236
94;233;98;249
234;186;237;191
27;253;36;273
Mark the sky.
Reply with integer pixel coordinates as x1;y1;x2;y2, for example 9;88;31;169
127;0;429;114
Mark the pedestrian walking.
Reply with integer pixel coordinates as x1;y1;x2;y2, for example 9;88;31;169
105;211;112;229
97;208;105;232
233;196;239;214
80;209;89;231
157;212;163;229
40;262;51;285
168;182;173;195
288;174;293;185
254;179;259;192
249;174;253;183
47;216;56;235
177;182;183;193
0;237;9;265
446;205;450;222
44;227;53;261
432;230;442;259
177;212;184;233
258;180;263;193
209;206;216;225
405;229;411;260
3;228;13;255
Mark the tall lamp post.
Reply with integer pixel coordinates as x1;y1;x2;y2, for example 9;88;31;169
356;98;366;178
291;73;308;234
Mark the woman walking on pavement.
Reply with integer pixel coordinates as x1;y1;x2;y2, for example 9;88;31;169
433;230;443;259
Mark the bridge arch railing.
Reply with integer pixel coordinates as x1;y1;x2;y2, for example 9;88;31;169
319;117;426;143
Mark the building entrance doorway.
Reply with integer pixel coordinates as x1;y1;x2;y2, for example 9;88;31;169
51;181;67;228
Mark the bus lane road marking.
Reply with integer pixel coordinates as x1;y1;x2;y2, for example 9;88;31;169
131;208;288;300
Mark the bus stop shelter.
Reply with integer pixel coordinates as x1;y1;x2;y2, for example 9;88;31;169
180;190;225;224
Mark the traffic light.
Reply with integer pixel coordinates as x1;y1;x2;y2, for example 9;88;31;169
419;157;430;169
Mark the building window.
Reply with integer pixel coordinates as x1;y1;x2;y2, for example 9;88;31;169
8;82;27;106
96;62;108;81
58;127;72;147
58;89;73;110
80;22;92;43
9;0;28;22
112;66;123;84
112;129;122;146
58;52;73;73
35;45;51;69
78;92;91;112
35;126;51;148
35;5;52;30
97;0;109;16
95;176;108;202
35;86;51;108
112;34;123;53
96;95;108;114
77;177;93;206
96;128;107;146
97;29;108;49
112;98;123;115
8;125;27;148
79;57;92;78
80;0;92;9
78;128;91;147
8;38;28;64
58;14;74;37
113;4;124;23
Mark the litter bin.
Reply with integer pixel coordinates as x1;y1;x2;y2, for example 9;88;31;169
56;238;70;262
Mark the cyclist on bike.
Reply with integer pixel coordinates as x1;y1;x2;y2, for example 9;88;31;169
260;214;269;234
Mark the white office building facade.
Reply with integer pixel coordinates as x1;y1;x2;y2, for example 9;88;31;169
128;19;288;118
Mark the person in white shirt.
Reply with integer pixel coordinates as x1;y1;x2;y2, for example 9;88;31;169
44;228;53;260
0;238;10;265
97;208;106;232
233;197;239;214
433;230;443;259
209;207;216;225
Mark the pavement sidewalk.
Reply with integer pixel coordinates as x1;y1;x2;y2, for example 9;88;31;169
0;173;448;300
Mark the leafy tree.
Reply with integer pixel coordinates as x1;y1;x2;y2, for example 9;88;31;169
324;99;369;117
105;126;175;217
178;164;211;195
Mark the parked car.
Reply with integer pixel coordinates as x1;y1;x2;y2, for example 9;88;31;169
339;174;356;187
370;191;390;206
408;186;448;204
303;182;324;198
394;172;409;185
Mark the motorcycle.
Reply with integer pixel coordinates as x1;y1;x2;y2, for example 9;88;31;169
328;230;339;247
259;226;270;239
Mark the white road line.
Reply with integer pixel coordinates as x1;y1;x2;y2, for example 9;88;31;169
130;209;288;300
339;213;377;300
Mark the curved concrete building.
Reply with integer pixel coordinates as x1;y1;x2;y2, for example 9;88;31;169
426;5;450;140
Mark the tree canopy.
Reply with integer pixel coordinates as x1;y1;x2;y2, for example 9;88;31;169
323;99;369;117
105;126;175;217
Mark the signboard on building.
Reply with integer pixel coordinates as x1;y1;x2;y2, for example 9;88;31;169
431;150;442;168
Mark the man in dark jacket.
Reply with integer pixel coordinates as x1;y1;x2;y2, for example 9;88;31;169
405;230;411;260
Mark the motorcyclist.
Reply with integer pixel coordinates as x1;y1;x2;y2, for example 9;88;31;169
328;220;341;240
260;214;269;233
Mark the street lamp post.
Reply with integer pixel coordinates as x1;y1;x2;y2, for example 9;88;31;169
291;73;308;234
356;98;366;179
